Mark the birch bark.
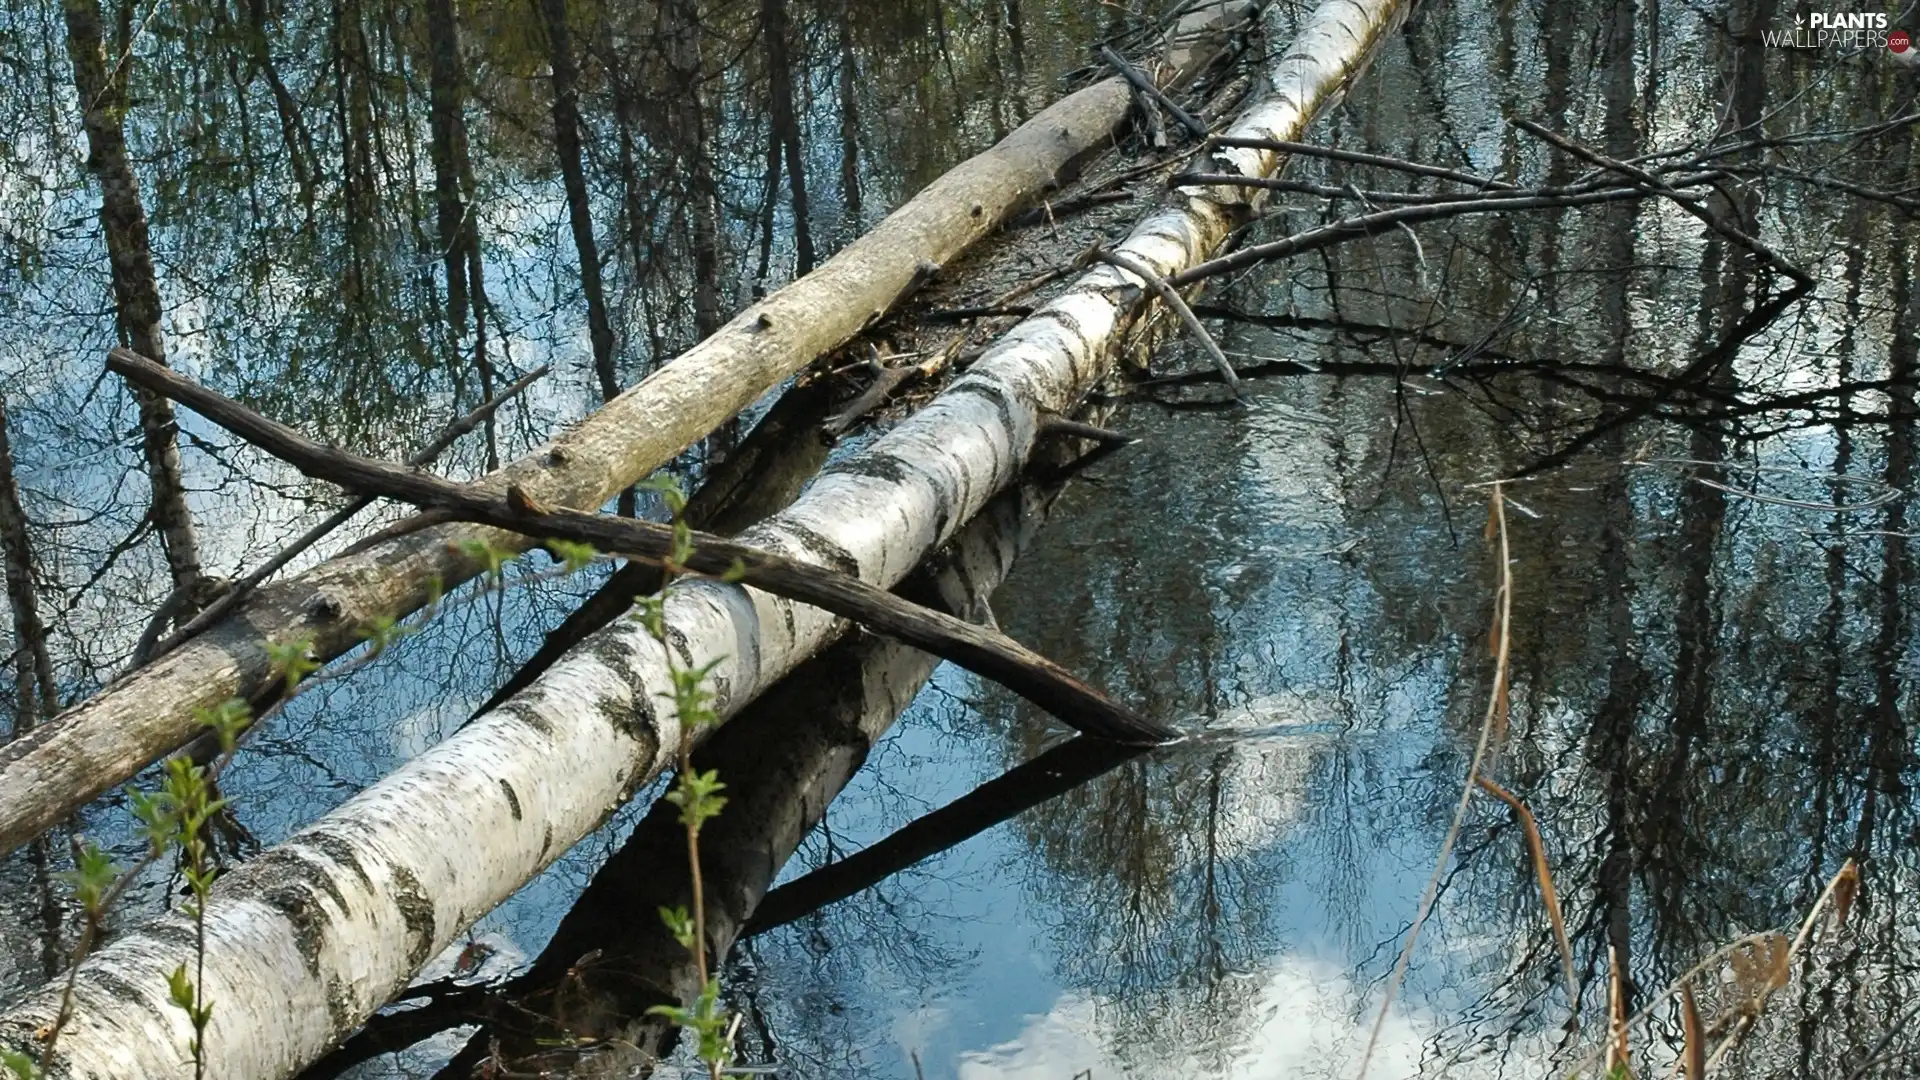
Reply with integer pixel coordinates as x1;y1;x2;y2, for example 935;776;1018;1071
0;4;1405;1077
0;31;1225;859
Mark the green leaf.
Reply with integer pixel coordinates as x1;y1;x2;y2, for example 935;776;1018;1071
665;769;728;828
630;593;666;637
690;980;733;1067
637;475;688;516
658;904;697;950
0;1047;42;1080
360;614;401;657
670;523;696;569
264;639;319;694
546;538;599;572
194;698;252;754
58;838;119;913
166;963;196;1012
645;1002;694;1026
454;538;511;580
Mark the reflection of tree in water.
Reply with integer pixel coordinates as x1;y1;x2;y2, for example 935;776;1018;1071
751;0;1920;1074
0;0;1116;1001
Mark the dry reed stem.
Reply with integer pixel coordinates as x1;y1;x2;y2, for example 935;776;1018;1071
1681;984;1705;1080
1692;858;1862;1074
1473;775;1578;1019
1356;483;1512;1079
1609;942;1632;1077
1560;859;1862;1080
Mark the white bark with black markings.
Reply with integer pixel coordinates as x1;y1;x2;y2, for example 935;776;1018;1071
0;41;1218;861
0;2;1405;1075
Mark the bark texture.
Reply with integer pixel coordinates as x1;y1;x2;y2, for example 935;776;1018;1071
0;4;1403;1077
0;59;1179;861
442;476;1059;1077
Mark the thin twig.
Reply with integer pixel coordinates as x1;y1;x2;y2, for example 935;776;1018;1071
145;364;551;662
1037;415;1135;446
1095;247;1244;402
1098;44;1208;139
1358;484;1513;1079
1206;134;1518;190
1166;179;1722;288
1513;118;1815;289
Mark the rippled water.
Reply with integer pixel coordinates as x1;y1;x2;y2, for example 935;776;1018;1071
2;0;1917;1076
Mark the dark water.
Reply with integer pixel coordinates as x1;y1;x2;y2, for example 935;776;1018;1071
2;0;1918;1077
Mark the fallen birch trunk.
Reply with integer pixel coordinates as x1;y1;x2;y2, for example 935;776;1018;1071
0;23;1242;859
436;473;1068;1078
0;2;1405;1075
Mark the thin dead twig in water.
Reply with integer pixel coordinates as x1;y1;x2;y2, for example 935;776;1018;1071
1473;774;1578;1017
1098;44;1208;140
1165;179;1720;288
822;346;934;437
1627;457;1901;514
1357;483;1513;1079
1206;134;1518;190
1037;415;1135;446
1514;118;1815;290
1095;247;1245;402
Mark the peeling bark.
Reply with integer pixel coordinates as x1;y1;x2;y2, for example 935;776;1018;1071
0;4;1404;1076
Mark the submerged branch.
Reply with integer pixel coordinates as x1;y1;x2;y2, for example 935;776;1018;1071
1168;178;1722;288
746;735;1147;935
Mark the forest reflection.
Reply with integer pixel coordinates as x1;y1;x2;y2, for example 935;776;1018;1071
1;0;1917;1076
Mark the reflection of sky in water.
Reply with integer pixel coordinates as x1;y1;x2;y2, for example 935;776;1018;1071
730;369;1502;1080
4;0;1918;1074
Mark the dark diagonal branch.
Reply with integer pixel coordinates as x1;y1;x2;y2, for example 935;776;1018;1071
1514;118;1815;290
1205;135;1519;191
1099;44;1207;139
1166;179;1722;288
745;735;1147;935
144;365;550;665
108;349;1175;746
